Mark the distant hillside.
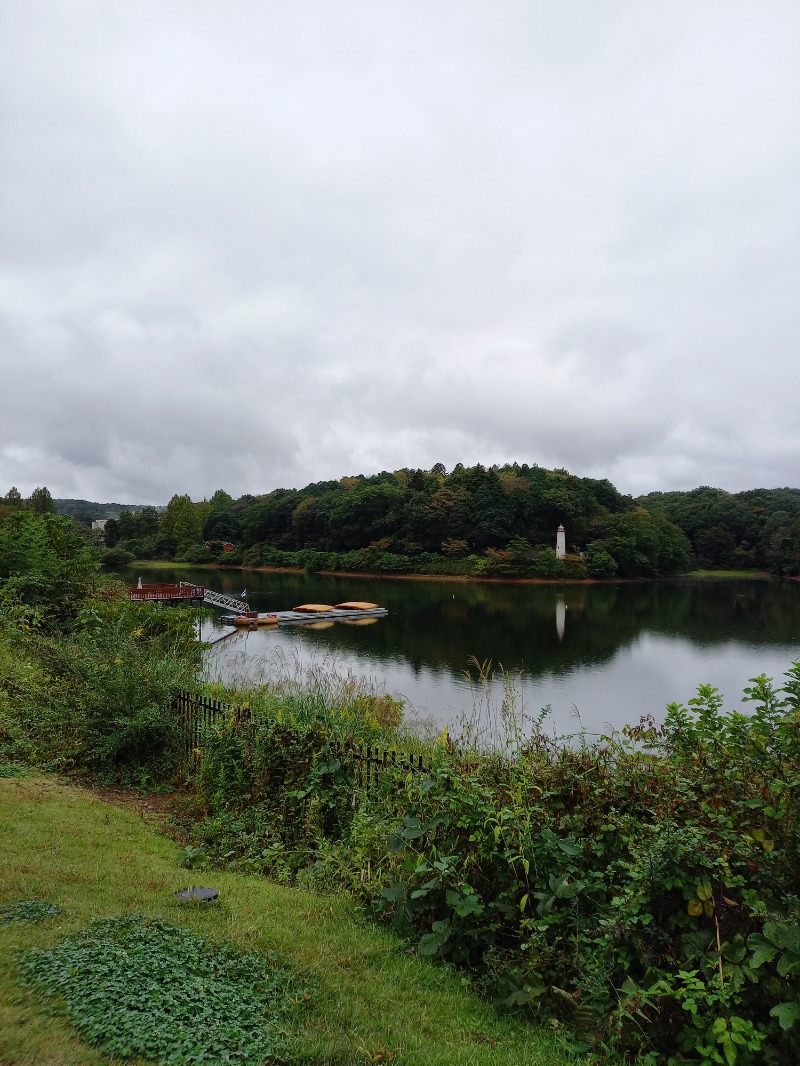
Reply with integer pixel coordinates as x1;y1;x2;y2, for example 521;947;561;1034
54;499;163;525
637;486;800;573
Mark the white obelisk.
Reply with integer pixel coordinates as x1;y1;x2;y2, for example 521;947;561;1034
556;524;566;560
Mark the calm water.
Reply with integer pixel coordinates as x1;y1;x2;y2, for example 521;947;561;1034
128;566;800;737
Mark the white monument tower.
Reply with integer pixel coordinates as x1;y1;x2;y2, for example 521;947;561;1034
556;524;566;560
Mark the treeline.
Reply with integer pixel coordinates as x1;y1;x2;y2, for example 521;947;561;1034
8;467;800;579
102;464;694;579
638;486;800;576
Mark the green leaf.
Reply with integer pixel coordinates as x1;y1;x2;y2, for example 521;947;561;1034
411;878;439;900
418;933;444;957
453;893;484;919
770;1000;800;1031
747;933;778;969
386;832;405;854
764;921;800;955
505;989;531;1006
380;883;407;902
723;1036;737;1066
557;838;581;856
400;816;425;841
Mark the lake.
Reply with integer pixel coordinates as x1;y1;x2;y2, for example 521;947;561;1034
127;565;800;739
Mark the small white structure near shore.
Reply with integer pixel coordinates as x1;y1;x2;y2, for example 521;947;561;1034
556;524;566;560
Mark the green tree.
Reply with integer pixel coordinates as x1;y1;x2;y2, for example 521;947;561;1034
243;490;302;547
103;518;120;548
3;487;23;508
209;489;234;513
28;486;56;514
203;509;242;543
0;510;98;619
117;511;136;539
159;495;202;552
134;506;160;538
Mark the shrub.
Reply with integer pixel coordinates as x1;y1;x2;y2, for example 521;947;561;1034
1;591;202;778
187;663;800;1063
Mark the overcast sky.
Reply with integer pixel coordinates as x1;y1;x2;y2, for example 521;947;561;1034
1;1;798;505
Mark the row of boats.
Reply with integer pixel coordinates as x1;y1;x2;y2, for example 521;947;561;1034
220;600;388;628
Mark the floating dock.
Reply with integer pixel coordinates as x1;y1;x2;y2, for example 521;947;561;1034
220;602;388;627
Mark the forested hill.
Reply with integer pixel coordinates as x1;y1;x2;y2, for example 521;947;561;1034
99;464;696;579
9;466;800;578
637;486;800;575
53;499;156;523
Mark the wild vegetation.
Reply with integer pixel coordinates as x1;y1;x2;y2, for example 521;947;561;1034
2;503;799;1063
184;663;800;1064
0;507;201;777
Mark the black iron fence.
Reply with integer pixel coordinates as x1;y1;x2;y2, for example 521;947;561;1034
172;690;428;787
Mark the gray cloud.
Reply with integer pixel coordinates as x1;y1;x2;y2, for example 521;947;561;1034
1;0;798;503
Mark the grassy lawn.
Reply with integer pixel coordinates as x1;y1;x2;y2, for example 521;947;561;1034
0;773;576;1066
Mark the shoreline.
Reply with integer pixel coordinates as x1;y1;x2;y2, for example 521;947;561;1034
121;560;775;586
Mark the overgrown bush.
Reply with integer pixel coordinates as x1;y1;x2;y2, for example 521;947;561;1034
347;667;800;1063
187;663;800;1063
0;578;202;778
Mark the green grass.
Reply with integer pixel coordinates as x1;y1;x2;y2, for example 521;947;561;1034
120;560;217;570
685;569;769;579
0;774;575;1065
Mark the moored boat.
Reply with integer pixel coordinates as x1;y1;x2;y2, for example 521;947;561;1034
231;612;279;627
221;600;388;626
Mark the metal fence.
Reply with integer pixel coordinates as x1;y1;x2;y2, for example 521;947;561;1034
172;689;428;786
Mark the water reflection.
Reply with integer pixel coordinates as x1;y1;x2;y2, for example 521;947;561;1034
131;566;800;735
555;595;566;641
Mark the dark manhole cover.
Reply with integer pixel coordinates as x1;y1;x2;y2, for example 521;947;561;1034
175;886;219;903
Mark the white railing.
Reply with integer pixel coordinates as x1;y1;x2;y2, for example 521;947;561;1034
180;582;248;614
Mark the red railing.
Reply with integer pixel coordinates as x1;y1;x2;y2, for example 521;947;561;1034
128;583;205;601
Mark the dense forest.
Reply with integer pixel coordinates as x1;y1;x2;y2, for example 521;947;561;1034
101;464;693;579
638;486;800;575
4;465;800;578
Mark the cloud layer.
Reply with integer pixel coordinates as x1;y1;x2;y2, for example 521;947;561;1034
2;1;798;503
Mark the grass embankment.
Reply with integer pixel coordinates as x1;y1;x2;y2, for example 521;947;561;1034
686;569;770;579
0;772;573;1066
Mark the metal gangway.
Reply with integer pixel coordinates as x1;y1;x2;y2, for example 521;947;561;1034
179;582;249;614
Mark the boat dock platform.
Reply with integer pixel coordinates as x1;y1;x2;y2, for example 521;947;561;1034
220;602;388;627
128;583;252;614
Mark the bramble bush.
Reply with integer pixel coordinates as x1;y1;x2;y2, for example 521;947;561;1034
350;666;800;1063
189;663;800;1063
